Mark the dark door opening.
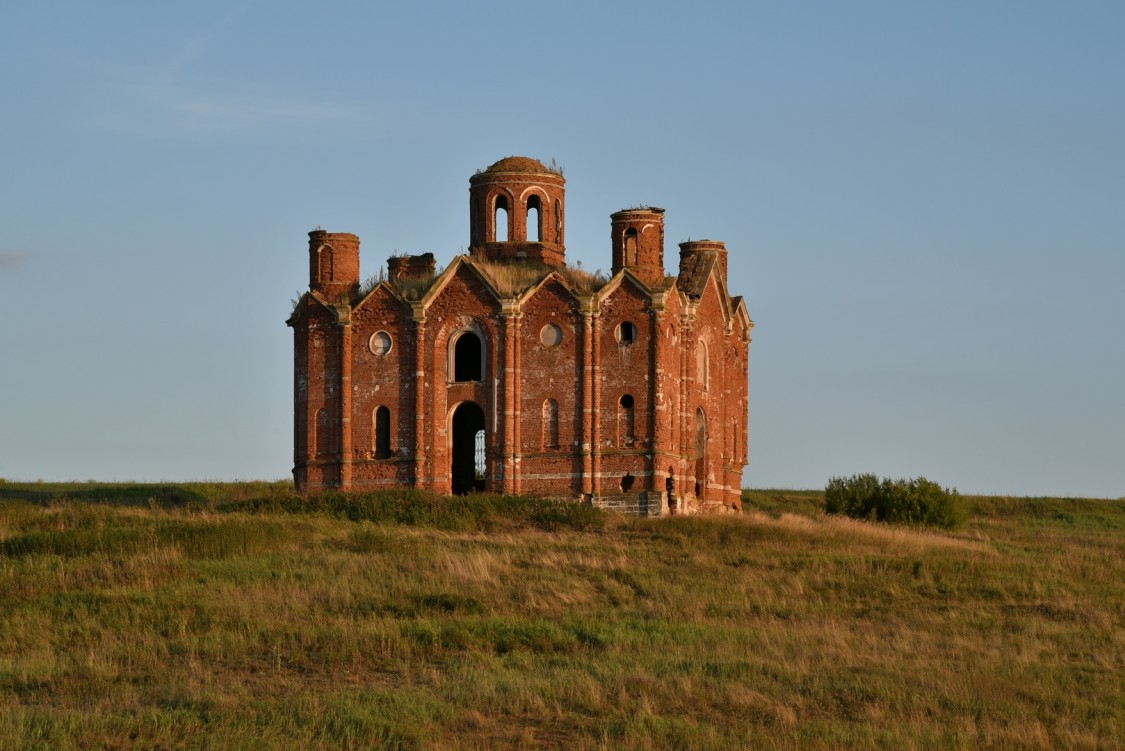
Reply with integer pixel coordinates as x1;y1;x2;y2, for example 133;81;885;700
451;401;487;494
695;408;707;500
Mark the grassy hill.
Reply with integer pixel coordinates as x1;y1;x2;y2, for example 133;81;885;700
0;482;1121;749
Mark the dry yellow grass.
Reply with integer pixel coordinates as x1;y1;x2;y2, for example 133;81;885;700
468;257;608;297
746;510;995;553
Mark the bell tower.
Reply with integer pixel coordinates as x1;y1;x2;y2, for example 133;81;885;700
468;156;566;266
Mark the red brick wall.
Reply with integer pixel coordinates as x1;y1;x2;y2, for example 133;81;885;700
422;264;503;494
348;285;415;488
517;277;583;495
293;299;340;490
596;278;654;495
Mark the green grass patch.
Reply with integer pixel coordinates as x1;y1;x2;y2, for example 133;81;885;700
742;488;825;517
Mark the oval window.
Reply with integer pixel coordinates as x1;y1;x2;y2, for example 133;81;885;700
540;324;563;348
369;331;392;356
616;321;638;345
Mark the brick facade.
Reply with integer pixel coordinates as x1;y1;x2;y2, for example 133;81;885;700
288;156;753;514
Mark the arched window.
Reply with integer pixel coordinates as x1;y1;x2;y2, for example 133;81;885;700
527;195;542;242
494;195;510;242
695;408;707;499
554;199;563;243
697;340;709;391
374;406;392;459
735;400;744;461
315;408;331;457
452;331;484;382
624;228;638;265
317;246;333;282
542;398;559;449
619;394;635;447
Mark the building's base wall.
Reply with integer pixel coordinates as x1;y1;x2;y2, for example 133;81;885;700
515;454;586;495
299;462;340;491
589;491;665;517
294;463;742;517
349;459;415;488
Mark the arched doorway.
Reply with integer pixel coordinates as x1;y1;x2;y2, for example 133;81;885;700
695;408;707;500
451;402;486;494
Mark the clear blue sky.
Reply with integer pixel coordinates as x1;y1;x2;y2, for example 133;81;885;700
2;1;1123;497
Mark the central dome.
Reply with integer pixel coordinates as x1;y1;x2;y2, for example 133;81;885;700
469;155;567;266
484;156;551;174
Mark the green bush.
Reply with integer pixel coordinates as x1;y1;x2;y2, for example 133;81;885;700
824;474;967;529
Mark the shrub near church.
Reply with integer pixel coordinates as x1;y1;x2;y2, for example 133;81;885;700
824;473;968;529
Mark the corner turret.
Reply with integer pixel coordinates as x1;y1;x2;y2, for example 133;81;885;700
611;207;665;286
308;230;360;301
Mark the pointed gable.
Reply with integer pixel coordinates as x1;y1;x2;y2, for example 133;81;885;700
519;272;583;310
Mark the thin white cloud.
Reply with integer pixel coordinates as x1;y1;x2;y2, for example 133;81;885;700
113;80;373;134
91;2;375;137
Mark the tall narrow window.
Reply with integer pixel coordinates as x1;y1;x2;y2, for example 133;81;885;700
624;228;638;265
318;246;333;282
542;399;559;449
735;400;744;461
471;197;480;244
315;408;331;457
374;406;391;459
619;394;635;447
527;195;542;242
697;340;709;391
452;331;483;382
495;195;509;241
695;408;707;499
554;199;562;243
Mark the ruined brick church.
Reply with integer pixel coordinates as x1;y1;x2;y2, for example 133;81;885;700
288;156;752;514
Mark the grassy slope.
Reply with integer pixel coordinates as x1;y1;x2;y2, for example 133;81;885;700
0;483;1122;750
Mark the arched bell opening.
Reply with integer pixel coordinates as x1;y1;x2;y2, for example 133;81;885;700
494;195;510;242
526;194;542;242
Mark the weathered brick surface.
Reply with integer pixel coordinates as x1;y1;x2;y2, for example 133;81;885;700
288;156;753;514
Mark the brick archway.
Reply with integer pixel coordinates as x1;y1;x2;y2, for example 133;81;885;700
451;401;486;495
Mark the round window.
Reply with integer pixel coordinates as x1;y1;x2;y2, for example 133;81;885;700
369;331;392;356
540;324;563;348
615;321;638;345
